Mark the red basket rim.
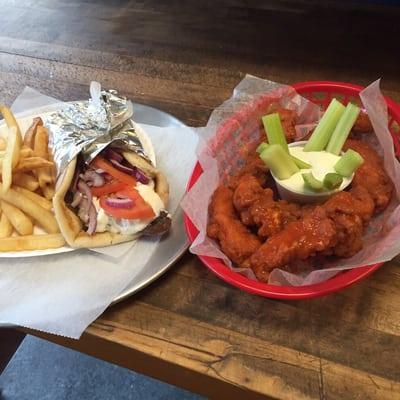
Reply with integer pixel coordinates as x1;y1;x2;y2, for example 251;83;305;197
184;80;398;300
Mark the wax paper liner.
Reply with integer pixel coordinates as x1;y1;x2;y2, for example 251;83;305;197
182;76;400;286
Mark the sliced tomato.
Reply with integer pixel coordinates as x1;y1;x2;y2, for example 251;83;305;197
91;157;136;186
91;180;127;197
115;187;143;202
100;200;155;220
99;187;155;220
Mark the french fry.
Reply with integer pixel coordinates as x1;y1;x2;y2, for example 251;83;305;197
0;111;61;252
47;152;57;183
0;105;23;144
34;126;53;188
0;111;60;252
0;185;59;233
0;211;13;238
38;168;53;186
1;200;33;236
13;186;52;210
14;157;53;173
0;138;6;151
0;147;35;160
23;117;43;149
2;126;21;192
41;184;55;200
12;173;39;191
20;146;34;159
0;233;65;251
0;106;22;192
33;126;48;158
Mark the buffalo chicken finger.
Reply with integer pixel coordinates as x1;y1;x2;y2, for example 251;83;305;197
207;186;261;267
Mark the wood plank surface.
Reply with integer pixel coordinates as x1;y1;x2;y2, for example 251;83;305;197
1;0;400;399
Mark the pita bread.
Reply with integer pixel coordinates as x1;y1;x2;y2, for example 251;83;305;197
53;154;169;248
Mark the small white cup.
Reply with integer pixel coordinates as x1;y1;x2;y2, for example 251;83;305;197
271;141;353;204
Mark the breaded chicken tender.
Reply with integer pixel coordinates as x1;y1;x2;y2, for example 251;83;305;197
207;186;261;267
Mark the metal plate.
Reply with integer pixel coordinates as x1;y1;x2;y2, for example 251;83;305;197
113;205;188;303
112;103;189;303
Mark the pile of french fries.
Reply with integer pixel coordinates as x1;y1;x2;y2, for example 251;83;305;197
0;105;65;251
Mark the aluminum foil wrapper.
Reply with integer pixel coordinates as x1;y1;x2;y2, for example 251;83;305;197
45;82;150;177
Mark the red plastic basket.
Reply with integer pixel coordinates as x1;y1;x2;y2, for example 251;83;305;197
184;81;400;300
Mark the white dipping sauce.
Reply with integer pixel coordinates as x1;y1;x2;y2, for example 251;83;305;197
277;145;351;195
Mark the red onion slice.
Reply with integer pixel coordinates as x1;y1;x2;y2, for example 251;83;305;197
110;159;135;174
105;197;135;209
107;148;123;162
109;159;150;184
133;167;150;184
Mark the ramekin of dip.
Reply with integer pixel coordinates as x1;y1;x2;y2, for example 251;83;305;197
272;141;353;204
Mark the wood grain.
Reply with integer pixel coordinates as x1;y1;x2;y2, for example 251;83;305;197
1;0;400;398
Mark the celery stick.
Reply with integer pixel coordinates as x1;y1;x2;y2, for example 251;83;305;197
334;149;364;177
262;113;289;152
292;155;311;169
260;144;299;180
304;98;345;152
256;142;269;154
257;141;310;168
326;103;361;155
258;141;310;168
323;173;343;190
302;172;324;191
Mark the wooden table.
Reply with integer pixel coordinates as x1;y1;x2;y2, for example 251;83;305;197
1;1;400;399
